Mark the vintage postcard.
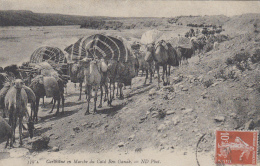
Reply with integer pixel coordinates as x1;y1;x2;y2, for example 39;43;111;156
0;0;259;166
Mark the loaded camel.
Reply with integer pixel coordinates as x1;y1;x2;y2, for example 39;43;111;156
144;40;169;88
68;62;85;101
0;116;11;144
142;43;155;85
4;79;35;148
29;75;65;121
79;58;104;115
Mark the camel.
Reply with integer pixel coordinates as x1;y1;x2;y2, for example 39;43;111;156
175;46;193;66
144;40;169;88
80;58;102;115
143;44;155;85
68;62;84;101
4;79;35;148
190;37;206;55
106;49;136;103
165;42;180;83
97;59;109;108
29;75;65;121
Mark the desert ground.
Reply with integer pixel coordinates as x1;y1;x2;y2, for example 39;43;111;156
0;15;259;166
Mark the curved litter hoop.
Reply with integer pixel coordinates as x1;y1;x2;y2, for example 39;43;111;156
30;46;67;64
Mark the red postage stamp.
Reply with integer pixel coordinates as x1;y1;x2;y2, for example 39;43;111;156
215;130;258;165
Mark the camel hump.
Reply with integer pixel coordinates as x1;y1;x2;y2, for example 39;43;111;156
100;60;108;72
43;77;59;98
4;86;28;110
22;85;36;103
0;83;11;105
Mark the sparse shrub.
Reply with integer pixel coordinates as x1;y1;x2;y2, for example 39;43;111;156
214;69;227;80
217;97;222;104
226;58;234;65
233;51;250;63
251;49;260;63
229;51;251;71
227;70;236;79
203;79;213;88
257;85;260;93
168;18;178;24
157;109;166;119
236;62;248;72
253;22;258;33
214;68;238;80
203;43;213;53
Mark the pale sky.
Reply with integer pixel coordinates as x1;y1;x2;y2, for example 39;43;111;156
0;0;259;17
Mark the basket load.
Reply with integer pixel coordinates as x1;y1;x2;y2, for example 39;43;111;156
141;30;164;45
168;37;191;48
65;34;130;62
30;46;67;64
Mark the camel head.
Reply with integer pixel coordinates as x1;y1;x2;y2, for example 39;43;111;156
90;59;100;73
14;79;24;89
27;117;34;138
144;43;155;63
155;40;168;50
79;57;92;68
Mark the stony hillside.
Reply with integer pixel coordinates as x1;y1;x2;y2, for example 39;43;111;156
0;13;259;165
1;30;260;166
223;13;260;35
174;15;229;26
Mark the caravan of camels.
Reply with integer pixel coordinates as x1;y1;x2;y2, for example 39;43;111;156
0;29;220;148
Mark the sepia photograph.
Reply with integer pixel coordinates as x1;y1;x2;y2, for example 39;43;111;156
0;0;259;165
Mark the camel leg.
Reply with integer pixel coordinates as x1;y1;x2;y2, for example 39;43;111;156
74;83;77;91
31;102;35;122
19;116;23;146
65;85;68;95
49;98;54;104
55;98;60;116
118;83;124;99
108;82;112;106
104;83;108;102
116;83;119;97
49;99;56;114
5;134;10;148
85;85;91;115
61;94;65;114
41;97;45;108
3;108;6;118
6;111;13;148
5;115;11;148
112;82;115;99
168;65;171;75
144;69;148;85
162;65;165;86
149;63;153;83
11;114;17;146
98;85;103;108
108;82;111;105
168;65;171;85
164;65;168;86
156;64;160;89
35;97;40;122
93;86;97;114
78;82;82;101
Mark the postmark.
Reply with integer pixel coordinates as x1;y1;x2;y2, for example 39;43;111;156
215;130;258;165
